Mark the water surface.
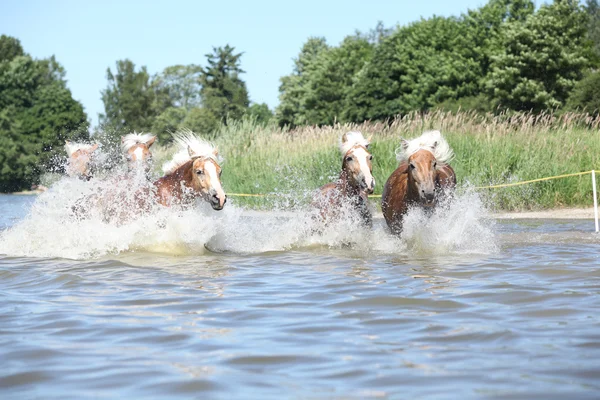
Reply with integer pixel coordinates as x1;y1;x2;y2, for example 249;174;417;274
0;192;599;399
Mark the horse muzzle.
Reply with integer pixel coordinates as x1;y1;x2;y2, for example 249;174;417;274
210;193;226;211
421;191;436;206
360;178;375;195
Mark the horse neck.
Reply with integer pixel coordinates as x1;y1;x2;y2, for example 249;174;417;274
336;170;359;197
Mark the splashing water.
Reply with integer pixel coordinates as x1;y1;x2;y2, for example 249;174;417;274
0;171;497;259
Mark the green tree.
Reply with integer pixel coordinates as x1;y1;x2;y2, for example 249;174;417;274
304;35;374;125
276;37;329;127
0;34;24;63
346;16;486;121
0;36;87;191
200;45;249;125
586;0;600;58
485;0;591;112
99;59;164;136
246;102;273;125
566;70;600;112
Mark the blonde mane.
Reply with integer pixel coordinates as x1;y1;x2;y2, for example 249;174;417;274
339;131;370;157
395;130;454;165
121;132;155;152
162;129;222;175
64;141;97;157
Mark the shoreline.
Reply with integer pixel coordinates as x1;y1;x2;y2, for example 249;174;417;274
489;207;596;220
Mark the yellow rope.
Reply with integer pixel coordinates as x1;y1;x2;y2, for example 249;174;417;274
474;170;593;189
227;170;596;197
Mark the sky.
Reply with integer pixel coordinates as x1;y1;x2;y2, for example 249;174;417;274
1;0;490;127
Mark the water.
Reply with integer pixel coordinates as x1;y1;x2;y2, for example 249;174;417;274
0;190;599;399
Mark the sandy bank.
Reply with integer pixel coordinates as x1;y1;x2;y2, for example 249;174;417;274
490;208;596;219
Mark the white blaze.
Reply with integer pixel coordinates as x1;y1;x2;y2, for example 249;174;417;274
204;161;225;206
133;147;144;161
352;147;374;190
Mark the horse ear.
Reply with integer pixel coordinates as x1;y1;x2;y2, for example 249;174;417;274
367;135;372;143
401;139;410;150
146;136;156;148
65;140;71;145
341;132;348;143
431;141;438;150
121;136;126;143
212;146;219;157
188;145;196;158
90;143;99;153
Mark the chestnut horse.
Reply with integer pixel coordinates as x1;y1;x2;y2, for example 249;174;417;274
121;133;156;173
65;141;99;180
154;130;226;210
313;131;375;227
381;130;456;235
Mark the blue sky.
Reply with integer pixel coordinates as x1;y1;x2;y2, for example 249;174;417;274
1;0;490;126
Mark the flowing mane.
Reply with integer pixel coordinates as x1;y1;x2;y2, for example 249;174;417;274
121;132;156;152
339;131;370;157
65;141;97;157
162;129;222;176
395;130;454;165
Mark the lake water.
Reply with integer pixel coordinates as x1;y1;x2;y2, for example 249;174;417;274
0;188;599;399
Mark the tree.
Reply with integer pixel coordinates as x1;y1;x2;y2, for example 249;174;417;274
566;70;600;112
0;36;87;191
0;35;24;63
485;0;592;112
276;37;329;127
586;0;600;59
99;59;164;137
304;35;374;125
200;45;249;125
246;102;273;125
346;16;486;121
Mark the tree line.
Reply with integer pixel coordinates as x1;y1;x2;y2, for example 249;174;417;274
2;0;600;191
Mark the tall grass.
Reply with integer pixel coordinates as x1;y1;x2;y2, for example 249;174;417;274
153;111;600;210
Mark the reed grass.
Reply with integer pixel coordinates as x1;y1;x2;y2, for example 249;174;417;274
152;111;600;211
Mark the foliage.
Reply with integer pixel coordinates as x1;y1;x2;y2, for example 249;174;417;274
99;59;165;139
200;45;249;125
151;111;600;211
246;102;273;125
0;36;88;192
485;0;591;112
565;70;600;112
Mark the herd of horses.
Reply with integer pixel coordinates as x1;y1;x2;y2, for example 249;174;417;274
63;129;456;235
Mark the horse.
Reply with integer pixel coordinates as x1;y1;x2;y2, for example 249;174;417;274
64;141;99;180
121;133;156;173
381;130;456;235
69;133;156;223
154;130;226;210
313;131;375;227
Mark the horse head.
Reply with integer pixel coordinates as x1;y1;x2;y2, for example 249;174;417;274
402;140;439;206
340;131;375;195
189;146;226;211
121;133;156;171
65;141;99;180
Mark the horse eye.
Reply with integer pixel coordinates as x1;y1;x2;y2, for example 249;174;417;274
409;163;416;170
346;156;353;162
197;170;204;175
433;162;437;168
369;155;373;161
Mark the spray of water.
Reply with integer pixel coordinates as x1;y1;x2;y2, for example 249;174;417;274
0;165;497;259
